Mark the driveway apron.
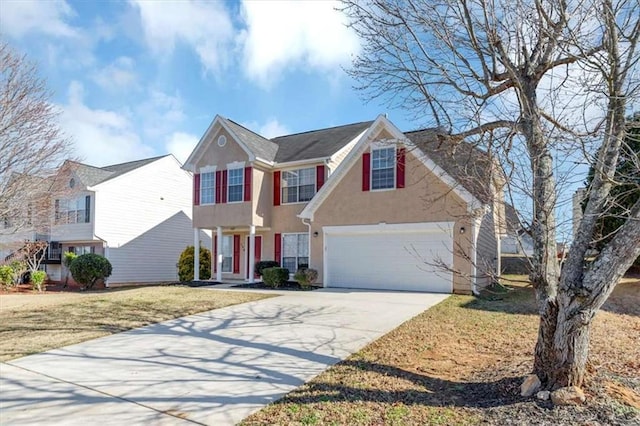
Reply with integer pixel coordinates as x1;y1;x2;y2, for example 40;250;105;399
0;288;448;425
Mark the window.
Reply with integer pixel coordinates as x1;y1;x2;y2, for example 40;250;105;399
55;195;90;224
48;242;62;260
69;245;94;255
200;172;215;204
371;147;396;190
221;235;233;273
282;233;309;272
227;168;243;202
282;168;315;203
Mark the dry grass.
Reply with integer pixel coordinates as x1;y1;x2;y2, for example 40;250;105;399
0;286;272;361
242;276;640;426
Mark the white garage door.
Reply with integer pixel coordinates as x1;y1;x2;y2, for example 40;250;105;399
324;222;454;293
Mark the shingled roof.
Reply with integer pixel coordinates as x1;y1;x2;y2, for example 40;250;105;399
272;121;373;163
66;155;170;187
219;117;374;164
406;129;496;205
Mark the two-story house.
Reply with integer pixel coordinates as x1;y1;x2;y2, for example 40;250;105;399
1;155;205;286
184;115;503;294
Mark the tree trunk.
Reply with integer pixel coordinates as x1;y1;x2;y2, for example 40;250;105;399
535;295;594;389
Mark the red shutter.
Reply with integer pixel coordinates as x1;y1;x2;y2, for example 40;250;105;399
233;234;240;274
193;173;201;205
215;170;222;204
213;237;218;273
274;233;282;264
273;171;281;206
396;147;406;189
244;166;252;202
316;165;325;190
362;152;371;191
221;170;228;203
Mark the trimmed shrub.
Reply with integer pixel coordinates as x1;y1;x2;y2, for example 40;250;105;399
254;260;279;277
30;270;47;292
178;245;211;282
0;265;14;289
262;267;289;288
9;260;27;285
294;268;318;289
69;253;112;289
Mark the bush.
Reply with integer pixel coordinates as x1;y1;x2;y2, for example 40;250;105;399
63;252;77;285
262;267;289;288
0;265;14;289
254;260;280;277
69;254;112;289
30;270;47;292
294;267;318;289
9;260;26;285
178;245;211;282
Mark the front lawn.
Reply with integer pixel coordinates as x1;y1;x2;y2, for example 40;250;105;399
0;286;272;361
242;277;639;426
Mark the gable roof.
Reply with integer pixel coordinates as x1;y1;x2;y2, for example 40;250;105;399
184;115;375;171
299;115;488;220
64;155;170;187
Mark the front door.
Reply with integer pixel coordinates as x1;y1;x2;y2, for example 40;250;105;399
245;235;262;279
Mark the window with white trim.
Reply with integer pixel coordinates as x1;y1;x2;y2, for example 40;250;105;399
227;168;243;202
282;167;315;203
55;195;90;224
200;172;215;204
221;235;233;273
371;147;395;190
282;233;309;272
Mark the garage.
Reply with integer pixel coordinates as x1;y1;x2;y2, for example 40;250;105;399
323;222;454;293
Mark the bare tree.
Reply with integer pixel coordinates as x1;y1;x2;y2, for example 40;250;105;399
342;0;639;391
0;41;72;235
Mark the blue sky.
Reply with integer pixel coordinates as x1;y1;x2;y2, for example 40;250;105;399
1;0;416;167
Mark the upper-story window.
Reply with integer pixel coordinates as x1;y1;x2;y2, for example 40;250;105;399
200;172;215;204
282;167;315;203
371;147;396;190
227;168;244;203
55;195;90;224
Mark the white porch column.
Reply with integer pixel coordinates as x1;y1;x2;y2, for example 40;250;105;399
216;226;222;282
248;225;256;283
193;228;200;281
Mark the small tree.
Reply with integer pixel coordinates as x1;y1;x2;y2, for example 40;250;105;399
62;251;77;287
18;240;48;272
69;254;112;290
178;246;211;281
30;270;46;292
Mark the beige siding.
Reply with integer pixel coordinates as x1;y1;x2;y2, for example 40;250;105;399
311;148;475;294
196;127;249;170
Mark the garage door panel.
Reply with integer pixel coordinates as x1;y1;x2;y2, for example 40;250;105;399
325;224;453;293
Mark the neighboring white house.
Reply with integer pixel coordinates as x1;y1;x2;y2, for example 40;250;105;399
1;155;208;285
500;203;534;256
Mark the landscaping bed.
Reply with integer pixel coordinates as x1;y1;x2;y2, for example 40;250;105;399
0;285;273;361
233;282;320;291
241;277;640;425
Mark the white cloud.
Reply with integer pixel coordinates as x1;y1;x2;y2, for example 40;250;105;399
92;57;138;91
242;118;290;139
136;90;186;140
0;0;78;39
129;0;234;73
60;81;155;166
166;132;199;164
239;0;360;86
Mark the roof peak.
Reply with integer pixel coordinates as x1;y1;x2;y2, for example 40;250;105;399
271;120;375;141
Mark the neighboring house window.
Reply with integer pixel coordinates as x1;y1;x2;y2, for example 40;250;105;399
56;195;90;224
227;168;244;203
69;245;94;255
48;242;62;260
282;233;309;272
200;172;215;204
282;168;315;203
221;235;233;273
371;147;396;190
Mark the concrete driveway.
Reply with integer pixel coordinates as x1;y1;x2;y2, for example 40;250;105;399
0;288;448;425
